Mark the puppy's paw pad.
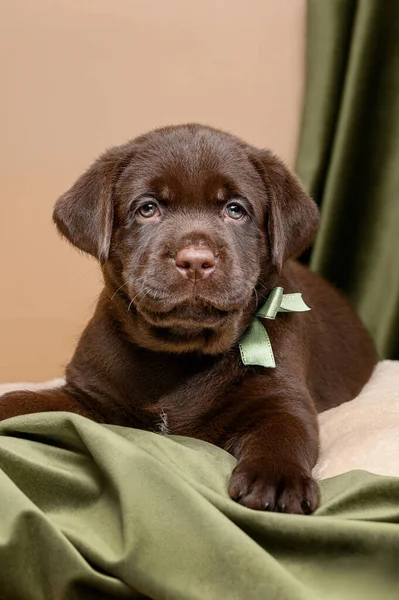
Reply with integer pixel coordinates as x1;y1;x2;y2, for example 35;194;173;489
228;459;319;514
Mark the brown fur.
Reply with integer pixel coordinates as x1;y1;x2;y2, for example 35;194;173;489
0;125;377;514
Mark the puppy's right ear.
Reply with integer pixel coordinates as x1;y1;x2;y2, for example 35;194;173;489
53;146;130;262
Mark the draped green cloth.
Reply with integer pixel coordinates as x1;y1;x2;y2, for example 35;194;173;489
0;412;399;600
296;0;399;359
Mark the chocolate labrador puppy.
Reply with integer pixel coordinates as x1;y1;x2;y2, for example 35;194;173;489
0;124;377;513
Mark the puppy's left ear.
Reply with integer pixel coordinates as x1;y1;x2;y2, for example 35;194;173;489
53;146;129;262
251;149;319;274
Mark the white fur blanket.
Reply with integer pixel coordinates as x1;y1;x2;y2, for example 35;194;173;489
1;361;398;480
314;360;399;479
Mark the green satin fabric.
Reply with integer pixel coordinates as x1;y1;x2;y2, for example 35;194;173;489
296;0;399;359
1;412;399;600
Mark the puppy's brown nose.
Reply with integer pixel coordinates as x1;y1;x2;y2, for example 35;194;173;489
175;246;216;281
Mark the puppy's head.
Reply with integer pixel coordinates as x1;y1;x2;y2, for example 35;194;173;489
54;125;318;354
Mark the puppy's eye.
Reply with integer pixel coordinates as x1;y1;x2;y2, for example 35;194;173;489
224;203;247;221
137;202;159;219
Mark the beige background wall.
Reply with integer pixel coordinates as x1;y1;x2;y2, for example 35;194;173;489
0;0;306;382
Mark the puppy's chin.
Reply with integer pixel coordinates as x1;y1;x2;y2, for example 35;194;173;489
136;303;233;329
131;309;243;355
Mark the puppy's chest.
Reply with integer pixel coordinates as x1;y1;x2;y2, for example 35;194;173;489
126;354;230;437
157;407;170;435
126;351;217;394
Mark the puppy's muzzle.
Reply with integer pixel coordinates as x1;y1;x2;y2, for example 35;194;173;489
175;246;216;281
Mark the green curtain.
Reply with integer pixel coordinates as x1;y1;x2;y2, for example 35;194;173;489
296;0;399;360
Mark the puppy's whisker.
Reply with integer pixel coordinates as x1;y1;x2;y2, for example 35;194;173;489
253;287;259;308
110;282;127;302
127;282;147;312
257;278;269;290
136;289;150;310
131;286;145;303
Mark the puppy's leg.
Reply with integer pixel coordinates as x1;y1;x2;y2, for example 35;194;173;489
0;388;94;422
226;381;320;514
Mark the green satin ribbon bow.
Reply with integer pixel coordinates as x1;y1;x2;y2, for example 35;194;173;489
238;287;311;368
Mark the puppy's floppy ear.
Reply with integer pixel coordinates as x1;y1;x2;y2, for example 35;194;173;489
251;149;319;273
53;146;129;262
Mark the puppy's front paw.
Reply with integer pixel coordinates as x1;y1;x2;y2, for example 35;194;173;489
228;458;319;514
